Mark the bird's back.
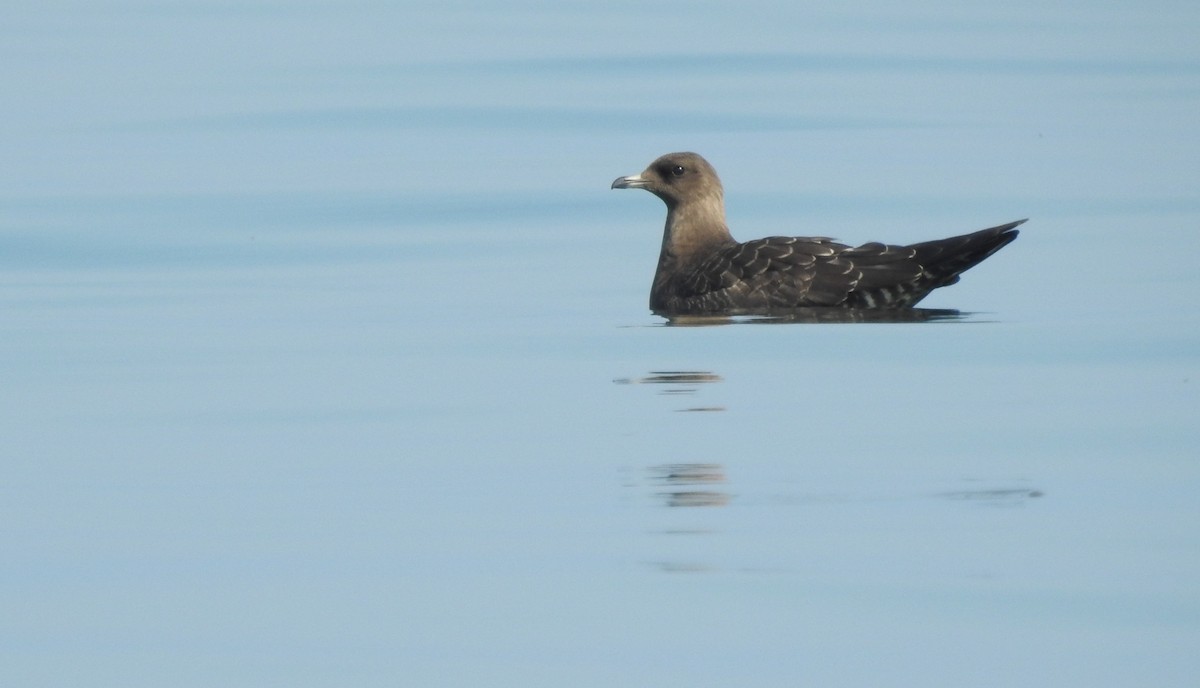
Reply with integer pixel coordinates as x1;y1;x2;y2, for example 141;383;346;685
651;220;1023;315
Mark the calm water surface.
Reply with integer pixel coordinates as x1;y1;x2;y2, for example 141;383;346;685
3;2;1199;686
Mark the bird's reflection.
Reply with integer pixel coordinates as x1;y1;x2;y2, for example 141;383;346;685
661;307;966;326
650;463;729;508
935;487;1045;506
641;463;730;573
617;370;731;572
613;371;722;388
612;370;725;411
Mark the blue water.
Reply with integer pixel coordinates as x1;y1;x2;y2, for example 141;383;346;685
3;2;1199;686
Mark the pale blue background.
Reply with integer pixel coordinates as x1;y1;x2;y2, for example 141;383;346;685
2;1;1198;686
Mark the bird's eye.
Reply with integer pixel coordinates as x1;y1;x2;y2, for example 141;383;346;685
670;165;686;177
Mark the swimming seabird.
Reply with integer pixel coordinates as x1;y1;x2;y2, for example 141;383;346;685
612;152;1023;316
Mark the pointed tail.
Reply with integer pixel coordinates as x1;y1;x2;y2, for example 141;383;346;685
911;219;1025;287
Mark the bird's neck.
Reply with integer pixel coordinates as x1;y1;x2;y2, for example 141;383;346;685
658;195;735;268
651;196;735;311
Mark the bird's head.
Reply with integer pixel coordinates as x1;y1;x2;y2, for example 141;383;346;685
611;152;724;210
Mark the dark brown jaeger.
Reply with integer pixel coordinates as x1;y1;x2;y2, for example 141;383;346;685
612;152;1023;317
